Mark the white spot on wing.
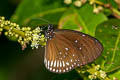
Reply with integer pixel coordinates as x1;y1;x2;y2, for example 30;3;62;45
65;48;69;51
60;61;62;67
50;67;52;71
63;55;66;58
77;64;80;66
72;65;74;67
59;52;62;55
57;61;59;67
69;67;72;69
54;60;56;67
50;61;53;66
73;54;75;56
44;58;46;63
59;69;61;72
75;40;78;43
45;59;47;67
48;60;50;67
74;62;76;65
56;69;58;72
79;47;82;50
66;62;69;65
82;34;85;37
95;40;98;42
53;69;55;72
66;68;68;70
70;59;73;62
62;61;65;67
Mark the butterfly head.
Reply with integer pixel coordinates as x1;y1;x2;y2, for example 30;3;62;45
45;24;55;39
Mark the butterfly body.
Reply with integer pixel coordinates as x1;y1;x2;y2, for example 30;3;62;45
44;25;103;73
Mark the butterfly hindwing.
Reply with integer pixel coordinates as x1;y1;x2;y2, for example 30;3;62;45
44;29;103;73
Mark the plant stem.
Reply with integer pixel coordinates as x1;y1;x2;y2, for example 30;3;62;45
93;0;120;17
111;7;120;16
3;26;25;37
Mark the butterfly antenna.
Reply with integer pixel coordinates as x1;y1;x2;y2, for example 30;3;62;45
31;18;51;24
29;18;53;30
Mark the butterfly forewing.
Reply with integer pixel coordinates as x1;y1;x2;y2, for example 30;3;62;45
44;29;103;73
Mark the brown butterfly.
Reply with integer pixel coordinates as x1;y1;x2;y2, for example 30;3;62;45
43;25;103;73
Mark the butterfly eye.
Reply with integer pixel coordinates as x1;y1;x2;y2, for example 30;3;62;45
44;25;103;73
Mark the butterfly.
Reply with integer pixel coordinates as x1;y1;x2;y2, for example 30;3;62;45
43;24;103;73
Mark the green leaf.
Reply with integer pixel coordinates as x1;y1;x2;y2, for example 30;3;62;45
95;19;120;72
59;3;108;36
109;0;118;8
109;70;120;80
10;0;67;25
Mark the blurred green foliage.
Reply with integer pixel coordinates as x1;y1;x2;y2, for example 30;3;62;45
0;0;120;80
95;19;120;79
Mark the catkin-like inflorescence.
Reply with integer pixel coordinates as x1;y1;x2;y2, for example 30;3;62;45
88;64;107;80
0;16;46;49
63;0;103;14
